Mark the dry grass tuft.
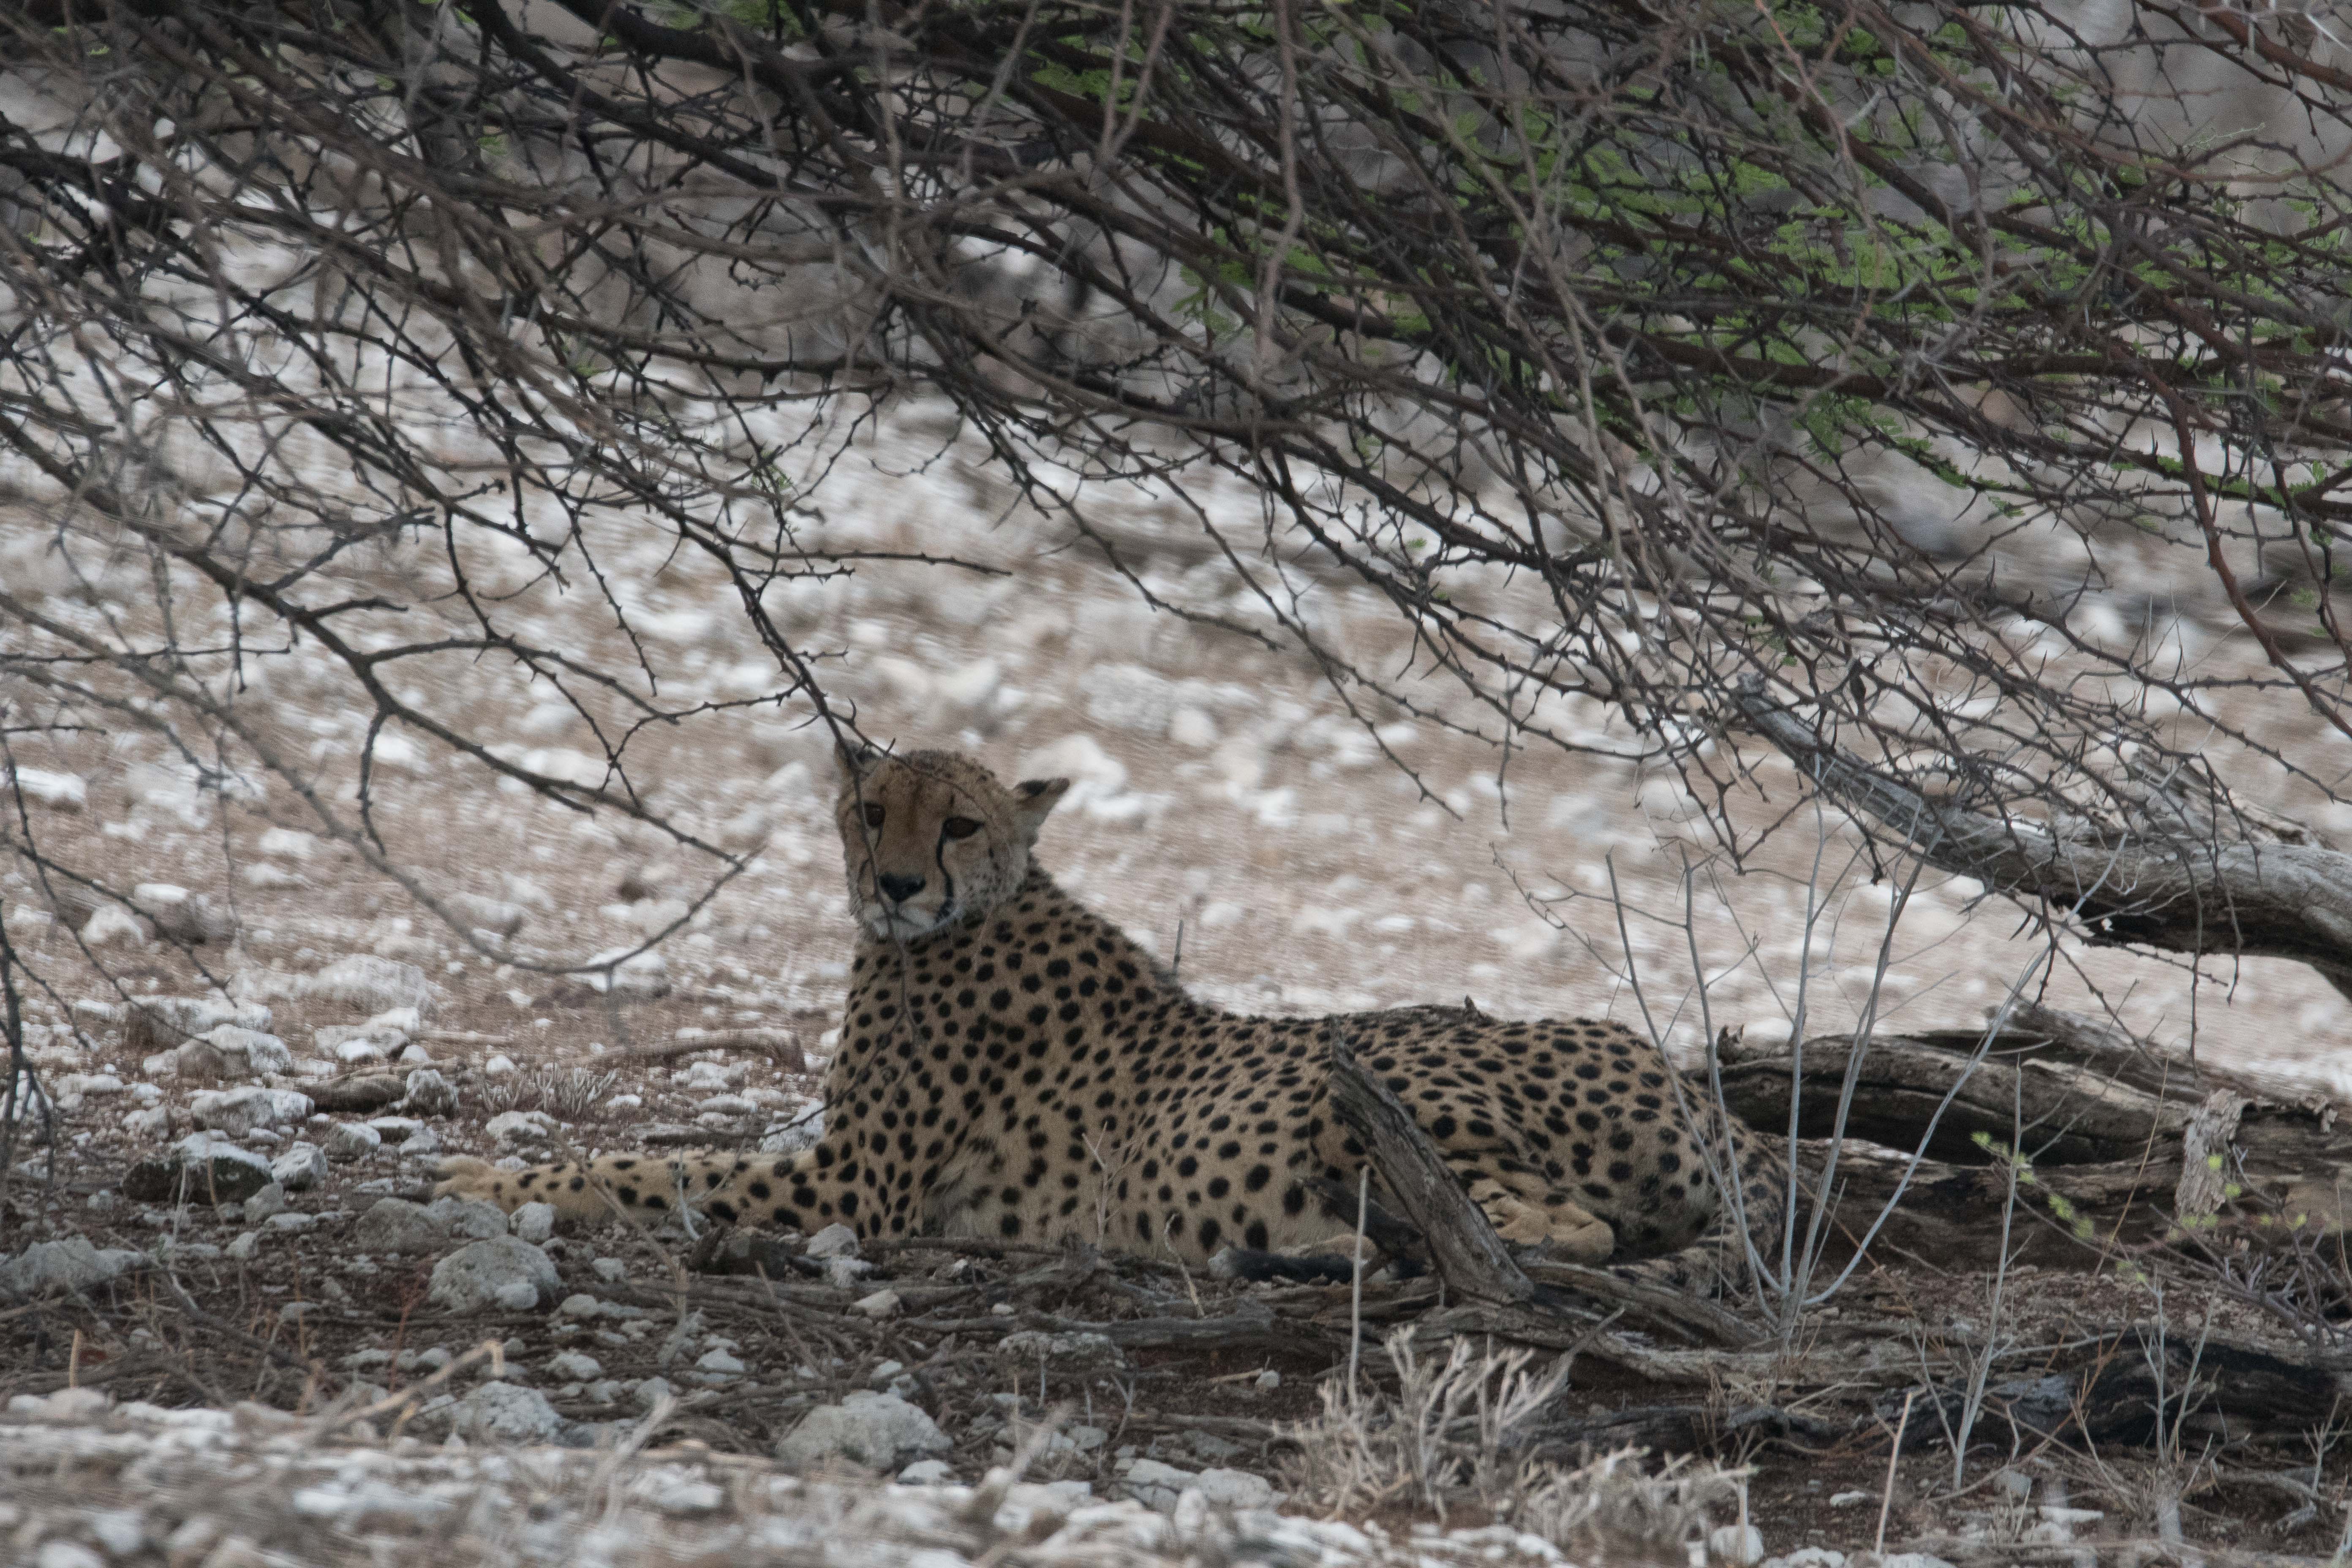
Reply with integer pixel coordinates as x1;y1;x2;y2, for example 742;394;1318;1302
1284;1327;1745;1552
478;1066;623;1121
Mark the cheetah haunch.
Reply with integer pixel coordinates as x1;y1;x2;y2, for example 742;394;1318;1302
438;743;1782;1284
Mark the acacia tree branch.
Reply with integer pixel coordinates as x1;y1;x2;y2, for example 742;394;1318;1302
1733;682;2352;1001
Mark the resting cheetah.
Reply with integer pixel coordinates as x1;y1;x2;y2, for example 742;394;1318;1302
438;743;1782;1281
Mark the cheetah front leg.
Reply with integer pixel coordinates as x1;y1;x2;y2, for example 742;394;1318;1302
1465;1176;1616;1262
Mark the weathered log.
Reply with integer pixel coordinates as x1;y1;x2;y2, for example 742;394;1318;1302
1880;1328;2352;1451
1734;684;2352;1001
305;1074;407;1113
1708;1026;2352;1263
1710;1026;2191;1166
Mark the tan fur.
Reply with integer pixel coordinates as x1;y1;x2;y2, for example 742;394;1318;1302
438;743;1781;1282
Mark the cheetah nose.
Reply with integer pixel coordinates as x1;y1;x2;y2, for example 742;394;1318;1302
877;873;926;904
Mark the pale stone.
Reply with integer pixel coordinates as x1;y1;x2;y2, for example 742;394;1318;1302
775;1392;950;1471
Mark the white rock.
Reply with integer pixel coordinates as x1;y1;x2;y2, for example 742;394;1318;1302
272;1142;328;1191
36;1541;106;1568
520;747;610;789
323;1033;393;1065
193;1024;294;1078
510;1203;555;1244
1192;1469;1276;1509
447;893;527;937
447;1382;565;1444
157;1132;277;1201
581;947;669;998
136;885;237;945
245;1182;289;1221
427;1196;509;1239
936;658;1002;713
775;1391;950;1471
299;955;440;1018
87;1511;146;1556
851;1288;901;1319
257;827;319;860
676;1059;744;1092
898;1459;957;1485
1710;1524;1767;1566
486;1109;557;1149
1209;738;1269;789
402;1067;457;1117
547;1351;605;1382
427;1237;561;1314
1118;1459;1199;1512
188;1087;313;1137
225;1230;262;1261
1761;1549;1847;1568
1876;1556;1958;1568
322;1122;382;1162
366;1005;425;1037
82;905;149;947
49;1073;122;1111
483;1054;517;1076
1078;664;1176;733
0;1236;145;1296
130;996;270;1044
354;1198;453;1255
804;1223;860;1259
11;768;87;811
1018;735;1127;809
1167;707;1219;749
696;1347;746;1376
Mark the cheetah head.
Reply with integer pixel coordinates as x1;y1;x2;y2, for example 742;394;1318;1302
833;741;1071;942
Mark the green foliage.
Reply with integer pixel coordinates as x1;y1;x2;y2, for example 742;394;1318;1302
1973;1131;2097;1247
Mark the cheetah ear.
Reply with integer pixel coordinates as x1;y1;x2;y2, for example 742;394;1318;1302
1010;776;1071;838
833;733;882;780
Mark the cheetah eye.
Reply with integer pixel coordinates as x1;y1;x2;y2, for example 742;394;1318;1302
862;803;885;830
941;817;983;841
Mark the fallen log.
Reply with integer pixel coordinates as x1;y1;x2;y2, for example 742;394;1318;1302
1704;1025;2352;1269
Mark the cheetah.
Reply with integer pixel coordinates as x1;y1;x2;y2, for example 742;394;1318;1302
437;743;1783;1284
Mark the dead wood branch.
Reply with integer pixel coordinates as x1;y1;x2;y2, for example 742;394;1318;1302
1328;1030;1760;1350
307;1075;408;1114
924;1301;1290;1350
629;1030;806;1068
1326;1029;1537;1309
1735;685;2352;999
2008;1003;2344;1113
